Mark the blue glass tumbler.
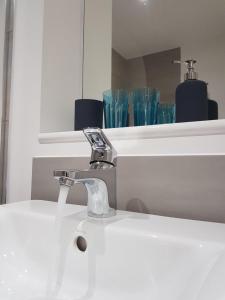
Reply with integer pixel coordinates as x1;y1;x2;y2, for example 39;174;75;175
131;88;160;126
103;90;129;128
157;103;176;124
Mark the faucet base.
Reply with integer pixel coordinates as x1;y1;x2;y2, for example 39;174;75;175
88;208;116;218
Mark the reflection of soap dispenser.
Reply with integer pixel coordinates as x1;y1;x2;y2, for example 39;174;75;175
208;99;218;120
174;59;208;122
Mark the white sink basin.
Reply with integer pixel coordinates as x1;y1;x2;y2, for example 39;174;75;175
0;200;225;300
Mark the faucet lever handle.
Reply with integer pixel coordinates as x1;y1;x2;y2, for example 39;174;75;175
83;128;117;166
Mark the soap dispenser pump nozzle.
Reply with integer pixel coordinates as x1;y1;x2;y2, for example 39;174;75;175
173;59;198;80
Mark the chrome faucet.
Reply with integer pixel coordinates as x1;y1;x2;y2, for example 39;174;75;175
53;128;117;218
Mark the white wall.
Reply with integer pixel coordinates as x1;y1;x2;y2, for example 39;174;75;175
83;0;112;100
0;0;6;140
181;37;225;118
7;0;225;204
40;0;83;133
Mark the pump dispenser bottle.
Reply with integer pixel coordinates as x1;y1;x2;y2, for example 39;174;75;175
174;59;208;122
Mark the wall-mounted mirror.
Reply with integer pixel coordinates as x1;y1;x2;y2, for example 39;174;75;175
40;0;225;133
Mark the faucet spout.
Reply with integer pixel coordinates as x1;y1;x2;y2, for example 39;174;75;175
54;167;116;218
75;168;116;217
53;128;117;218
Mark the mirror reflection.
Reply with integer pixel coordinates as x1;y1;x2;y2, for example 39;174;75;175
110;0;225;127
40;0;225;133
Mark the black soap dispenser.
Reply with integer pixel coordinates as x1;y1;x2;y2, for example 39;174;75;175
175;59;208;123
208;99;218;120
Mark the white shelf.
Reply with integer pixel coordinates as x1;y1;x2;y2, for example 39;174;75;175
39;120;225;144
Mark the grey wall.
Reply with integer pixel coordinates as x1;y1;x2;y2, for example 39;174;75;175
32;155;225;223
111;48;180;103
112;49;148;89
143;47;181;103
126;56;147;89
111;49;129;89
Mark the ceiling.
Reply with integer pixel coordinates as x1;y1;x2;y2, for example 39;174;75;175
112;0;225;59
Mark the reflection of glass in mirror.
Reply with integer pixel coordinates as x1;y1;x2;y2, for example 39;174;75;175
157;103;176;125
103;90;129;128
131;88;159;126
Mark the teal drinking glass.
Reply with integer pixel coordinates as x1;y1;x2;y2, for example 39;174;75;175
130;88;160;126
103;89;129;128
157;103;176;124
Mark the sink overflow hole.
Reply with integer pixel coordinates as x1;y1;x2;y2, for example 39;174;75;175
75;236;87;252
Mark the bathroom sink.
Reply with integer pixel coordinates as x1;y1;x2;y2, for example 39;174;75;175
0;200;225;300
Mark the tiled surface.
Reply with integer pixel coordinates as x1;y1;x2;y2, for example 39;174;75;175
32;155;225;223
